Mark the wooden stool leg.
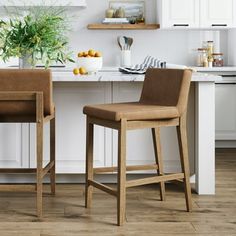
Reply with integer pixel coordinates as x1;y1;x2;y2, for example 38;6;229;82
50;117;56;195
85;117;94;208
152;128;166;201
117;119;127;226
36;122;43;219
176;114;192;212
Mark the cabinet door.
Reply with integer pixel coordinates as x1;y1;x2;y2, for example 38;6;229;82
158;0;199;28
215;84;236;140
200;0;235;28
29;82;112;174
0;123;29;168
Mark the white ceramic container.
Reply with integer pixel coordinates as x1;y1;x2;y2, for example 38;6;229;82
77;57;103;73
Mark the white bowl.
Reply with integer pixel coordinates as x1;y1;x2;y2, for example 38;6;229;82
77;57;103;73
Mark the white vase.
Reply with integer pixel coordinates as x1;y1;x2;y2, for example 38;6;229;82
19;54;33;69
121;50;131;67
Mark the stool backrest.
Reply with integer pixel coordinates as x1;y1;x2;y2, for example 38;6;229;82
0;69;53;117
140;68;192;115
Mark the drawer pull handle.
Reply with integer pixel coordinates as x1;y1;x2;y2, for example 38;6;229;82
173;24;189;27
221;75;236;77
216;83;236;85
212;24;227;27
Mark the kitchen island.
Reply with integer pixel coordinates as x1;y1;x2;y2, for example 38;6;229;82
52;69;220;195
0;68;221;195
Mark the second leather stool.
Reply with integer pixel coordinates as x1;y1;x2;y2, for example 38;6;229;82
83;68;193;226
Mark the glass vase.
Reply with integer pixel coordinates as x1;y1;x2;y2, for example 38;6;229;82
19;54;33;69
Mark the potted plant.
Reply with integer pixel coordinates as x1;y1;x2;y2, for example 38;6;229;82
0;6;74;68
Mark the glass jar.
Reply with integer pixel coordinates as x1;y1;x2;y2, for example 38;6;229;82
207;41;214;57
212;53;224;67
197;48;208;67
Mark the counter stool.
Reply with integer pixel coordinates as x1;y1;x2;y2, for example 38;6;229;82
83;68;193;226
0;69;56;219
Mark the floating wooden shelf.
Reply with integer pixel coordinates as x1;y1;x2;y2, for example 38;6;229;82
87;24;160;30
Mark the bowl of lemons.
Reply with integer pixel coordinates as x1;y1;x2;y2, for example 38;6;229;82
76;49;102;74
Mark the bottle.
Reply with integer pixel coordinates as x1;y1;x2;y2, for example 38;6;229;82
207;41;214;58
208;57;213;68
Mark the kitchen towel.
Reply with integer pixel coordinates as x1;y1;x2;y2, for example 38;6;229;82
119;56;188;74
119;56;166;74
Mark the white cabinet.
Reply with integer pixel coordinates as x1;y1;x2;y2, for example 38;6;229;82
200;0;236;28
157;0;236;29
0;124;29;168
215;84;236;140
29;82;112;174
157;0;200;28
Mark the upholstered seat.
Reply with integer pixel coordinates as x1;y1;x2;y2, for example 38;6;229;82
84;68;191;122
84;102;180;121
0;69;54;117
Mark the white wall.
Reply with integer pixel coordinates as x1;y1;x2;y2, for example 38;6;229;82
68;0;228;67
0;0;230;67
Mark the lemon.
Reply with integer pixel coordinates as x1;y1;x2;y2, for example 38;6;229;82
73;68;80;75
95;51;102;57
79;67;87;75
82;52;88;57
77;52;83;57
88;49;96;57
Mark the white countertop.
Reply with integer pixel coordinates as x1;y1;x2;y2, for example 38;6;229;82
193;66;236;72
51;68;222;82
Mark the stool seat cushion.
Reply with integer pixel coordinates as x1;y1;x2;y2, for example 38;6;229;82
0;69;53;118
83;102;180;121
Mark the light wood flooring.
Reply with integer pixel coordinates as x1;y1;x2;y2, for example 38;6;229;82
0;149;235;235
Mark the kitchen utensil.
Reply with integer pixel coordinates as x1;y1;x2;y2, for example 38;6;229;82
117;37;122;50
118;36;126;50
127;37;133;49
123;37;133;50
124;36;129;50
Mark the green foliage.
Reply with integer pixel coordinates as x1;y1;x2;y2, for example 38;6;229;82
0;6;74;68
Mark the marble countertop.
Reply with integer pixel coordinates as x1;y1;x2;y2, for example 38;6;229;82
52;68;222;82
193;66;236;72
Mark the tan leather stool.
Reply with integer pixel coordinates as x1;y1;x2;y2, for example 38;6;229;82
83;68;193;226
0;69;56;218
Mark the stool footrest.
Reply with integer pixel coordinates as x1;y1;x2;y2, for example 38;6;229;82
126;173;185;188
0;168;37;173
0;160;55;177
93;164;159;174
88;180;117;196
0;184;36;192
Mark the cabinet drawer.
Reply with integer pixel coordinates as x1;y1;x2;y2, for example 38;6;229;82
215;84;236;140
